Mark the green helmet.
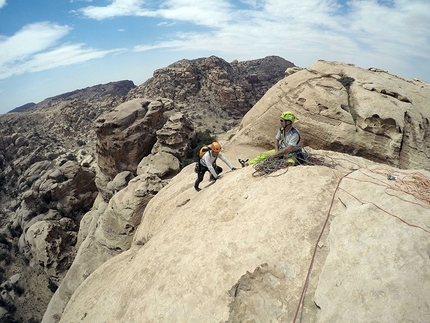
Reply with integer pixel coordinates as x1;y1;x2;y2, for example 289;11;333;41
280;111;295;123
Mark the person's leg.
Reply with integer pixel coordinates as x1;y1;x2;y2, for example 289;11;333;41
248;150;275;165
194;168;207;191
285;153;298;166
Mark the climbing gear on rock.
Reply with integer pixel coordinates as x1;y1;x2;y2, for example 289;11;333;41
251;150;331;177
238;158;249;167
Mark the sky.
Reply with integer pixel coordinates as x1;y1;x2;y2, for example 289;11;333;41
0;0;429;114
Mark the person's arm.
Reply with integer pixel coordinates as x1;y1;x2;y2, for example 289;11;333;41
270;145;295;158
219;153;235;169
274;128;282;152
274;138;280;152
203;153;219;178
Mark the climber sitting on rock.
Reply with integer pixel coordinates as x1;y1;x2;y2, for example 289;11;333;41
194;141;236;192
239;111;306;167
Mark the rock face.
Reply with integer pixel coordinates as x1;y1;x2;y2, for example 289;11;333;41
94;98;194;200
25;218;78;280
42;98;195;323
231;60;430;170
57;155;430;323
53;61;429;323
0;81;133;322
0;56;288;323
126;55;295;132
2;57;430;323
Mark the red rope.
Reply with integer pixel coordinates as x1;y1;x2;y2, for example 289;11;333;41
292;171;351;323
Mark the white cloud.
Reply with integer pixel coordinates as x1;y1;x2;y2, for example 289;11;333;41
0;22;70;66
129;0;429;79
28;44;123;72
79;0;156;20
1;0;429;114
78;0;234;26
340;0;430;61
157;0;234;27
0;22;124;80
157;21;176;27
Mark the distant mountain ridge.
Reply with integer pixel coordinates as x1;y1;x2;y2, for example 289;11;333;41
126;55;294;132
9;102;36;113
8;80;136;113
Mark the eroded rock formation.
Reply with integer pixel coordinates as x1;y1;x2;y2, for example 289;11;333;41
0;56;289;323
231;60;430;170
126;55;295;132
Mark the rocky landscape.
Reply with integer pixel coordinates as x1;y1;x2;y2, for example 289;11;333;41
0;56;429;323
0;55;293;322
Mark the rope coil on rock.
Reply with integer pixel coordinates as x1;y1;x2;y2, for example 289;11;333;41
252;158;291;177
251;153;336;177
382;170;430;207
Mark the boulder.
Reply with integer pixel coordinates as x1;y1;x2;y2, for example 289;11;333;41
137;152;180;178
228;60;430;171
25;218;78;281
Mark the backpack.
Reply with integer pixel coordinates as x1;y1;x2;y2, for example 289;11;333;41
198;146;211;159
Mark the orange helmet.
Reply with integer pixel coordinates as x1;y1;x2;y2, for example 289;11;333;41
210;141;222;152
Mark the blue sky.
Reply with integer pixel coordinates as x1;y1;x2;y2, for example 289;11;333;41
0;0;429;114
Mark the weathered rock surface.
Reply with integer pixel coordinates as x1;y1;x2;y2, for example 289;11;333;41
2;57;429;323
57;154;430;323
126;55;294;132
94;98;194;199
42;173;166;323
0;56;288;322
230;60;430;170
25;218;78;281
0;81;135;322
47;60;430;323
42;99;194;323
